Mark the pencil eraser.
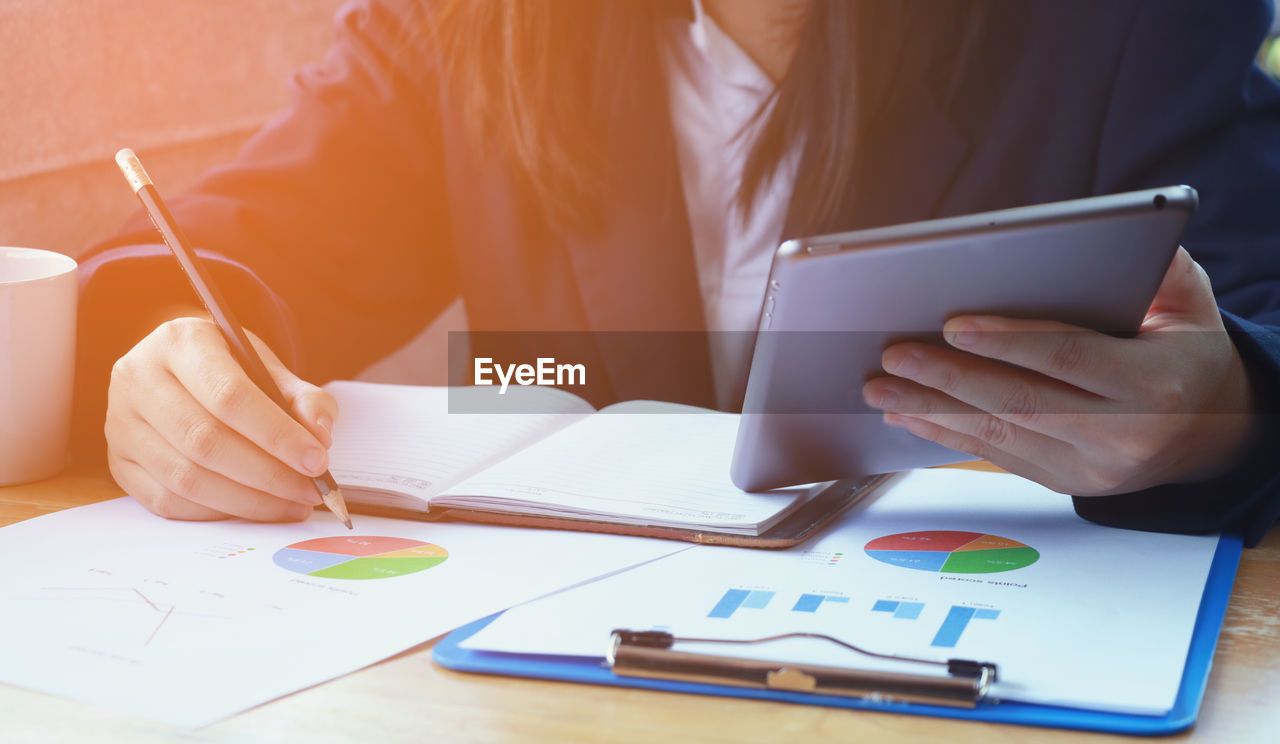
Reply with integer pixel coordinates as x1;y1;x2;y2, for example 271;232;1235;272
115;148;152;193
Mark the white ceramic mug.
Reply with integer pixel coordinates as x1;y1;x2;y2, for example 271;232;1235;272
0;247;77;485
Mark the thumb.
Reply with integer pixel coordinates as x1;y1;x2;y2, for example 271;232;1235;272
247;332;339;448
1141;247;1220;330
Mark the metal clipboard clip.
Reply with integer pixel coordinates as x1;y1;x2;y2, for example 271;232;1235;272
607;629;998;709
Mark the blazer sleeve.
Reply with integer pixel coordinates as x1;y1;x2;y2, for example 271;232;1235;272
74;0;457;452
1075;0;1280;546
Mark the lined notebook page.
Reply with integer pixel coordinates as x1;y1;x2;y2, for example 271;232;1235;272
436;401;812;532
324;382;594;509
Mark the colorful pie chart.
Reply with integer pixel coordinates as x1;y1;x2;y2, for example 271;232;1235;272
273;536;448;580
864;531;1038;574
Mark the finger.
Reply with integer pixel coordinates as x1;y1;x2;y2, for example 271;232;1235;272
106;448;229;522
168;330;330;479
940;316;1135;398
249;333;338;448
289;385;337;449
864;376;1072;463
129;367;323;507
881;413;1070;493
1141;247;1221;330
122;418;314;522
875;343;1105;436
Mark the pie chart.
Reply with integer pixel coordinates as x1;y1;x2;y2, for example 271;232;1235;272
273;536;448;580
864;531;1038;574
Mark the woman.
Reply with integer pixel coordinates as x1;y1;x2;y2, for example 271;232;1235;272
79;0;1280;543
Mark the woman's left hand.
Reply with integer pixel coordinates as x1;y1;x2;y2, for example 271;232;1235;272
861;247;1257;496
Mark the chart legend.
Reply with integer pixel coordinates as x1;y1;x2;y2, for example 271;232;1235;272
798;550;844;567
273;536;448;580
197;543;256;559
864;531;1039;574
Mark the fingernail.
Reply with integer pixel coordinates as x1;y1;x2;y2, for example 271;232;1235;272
889;351;920;378
302;448;327;476
869;388;898;410
883;412;906;427
946;322;981;348
316;414;333;446
289;503;313;521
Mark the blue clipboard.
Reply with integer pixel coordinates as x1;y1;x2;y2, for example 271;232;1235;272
433;533;1241;736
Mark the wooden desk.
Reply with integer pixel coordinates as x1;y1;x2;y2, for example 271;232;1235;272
1;466;1277;743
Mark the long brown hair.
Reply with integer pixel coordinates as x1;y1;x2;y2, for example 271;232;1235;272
425;0;979;234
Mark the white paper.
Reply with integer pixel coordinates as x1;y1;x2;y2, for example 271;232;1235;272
325;381;593;505
463;469;1219;715
0;499;685;727
325;383;809;532
441;401;811;532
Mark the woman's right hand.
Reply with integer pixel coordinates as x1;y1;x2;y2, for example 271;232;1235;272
105;316;338;522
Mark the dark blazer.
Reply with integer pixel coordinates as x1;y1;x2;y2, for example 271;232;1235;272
78;0;1280;543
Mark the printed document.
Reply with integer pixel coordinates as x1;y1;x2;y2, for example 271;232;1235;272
0;499;684;726
464;469;1220;715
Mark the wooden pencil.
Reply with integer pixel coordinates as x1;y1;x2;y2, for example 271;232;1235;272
114;148;353;529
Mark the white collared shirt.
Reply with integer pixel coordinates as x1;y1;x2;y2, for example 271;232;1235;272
663;0;801;406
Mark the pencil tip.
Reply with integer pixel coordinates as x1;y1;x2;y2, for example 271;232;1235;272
322;486;354;530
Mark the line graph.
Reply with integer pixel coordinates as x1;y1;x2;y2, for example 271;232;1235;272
21;585;230;647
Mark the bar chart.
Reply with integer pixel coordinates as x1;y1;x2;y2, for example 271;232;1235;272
791;593;850;613
871;599;925;619
707;590;854;618
708;589;775;619
931;606;1001;648
869;599;1000;647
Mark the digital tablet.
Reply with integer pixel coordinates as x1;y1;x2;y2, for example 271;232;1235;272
729;185;1197;492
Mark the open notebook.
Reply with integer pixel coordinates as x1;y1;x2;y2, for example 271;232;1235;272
322;381;882;546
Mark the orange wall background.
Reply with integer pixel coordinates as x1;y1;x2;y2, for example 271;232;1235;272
0;0;459;383
0;0;347;260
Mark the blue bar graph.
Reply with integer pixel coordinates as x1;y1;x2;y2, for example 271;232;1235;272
791;594;851;613
708;589;775;619
931;605;1000;647
893;602;924;619
871;600;924;619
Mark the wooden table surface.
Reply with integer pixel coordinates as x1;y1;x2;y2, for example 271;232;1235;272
1;465;1277;744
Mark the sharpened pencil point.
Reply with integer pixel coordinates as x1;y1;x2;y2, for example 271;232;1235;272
323;486;354;530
